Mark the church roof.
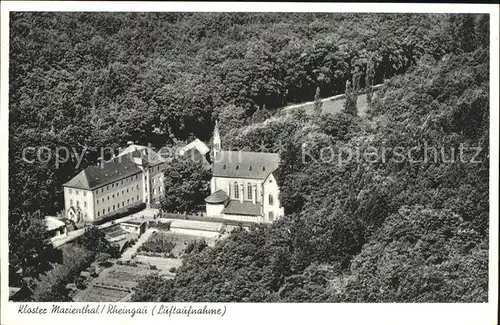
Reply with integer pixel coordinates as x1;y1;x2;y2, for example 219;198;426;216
63;155;142;190
223;200;262;216
205;189;230;204
213;150;280;180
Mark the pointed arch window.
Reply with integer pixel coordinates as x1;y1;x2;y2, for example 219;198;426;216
269;194;274;205
247;183;252;200
234;182;239;199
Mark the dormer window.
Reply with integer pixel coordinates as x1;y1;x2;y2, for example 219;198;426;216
236;165;239;170
223;164;226;169
262;166;266;171
249;166;252;171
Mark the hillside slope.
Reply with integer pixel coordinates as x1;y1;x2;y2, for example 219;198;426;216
132;47;489;302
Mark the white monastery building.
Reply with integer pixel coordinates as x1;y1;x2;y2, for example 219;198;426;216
62;142;167;223
204;122;284;223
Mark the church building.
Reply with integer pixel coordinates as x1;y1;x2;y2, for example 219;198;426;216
204;122;284;223
62;142;167;223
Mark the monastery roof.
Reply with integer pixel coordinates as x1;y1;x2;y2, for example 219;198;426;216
213;150;280;180
64;143;166;190
223;200;262;216
45;216;66;231
180;138;210;156
205;190;230;204
63;155;141;190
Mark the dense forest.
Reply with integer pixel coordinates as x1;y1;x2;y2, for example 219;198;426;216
9;12;489;302
9;12;451;216
133;48;490;302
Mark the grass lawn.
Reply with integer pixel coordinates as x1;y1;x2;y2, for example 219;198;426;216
290;92;371;117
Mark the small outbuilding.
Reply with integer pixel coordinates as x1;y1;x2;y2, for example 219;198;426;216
45;216;67;239
119;219;148;236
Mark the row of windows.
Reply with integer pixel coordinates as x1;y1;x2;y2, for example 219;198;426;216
152;176;162;184
69;199;87;208
68;171;163;198
152;187;163;196
70;193;143;210
101;175;140;193
67;174;141;196
96;185;140;204
68;189;86;196
97;196;139;217
96;191;141;205
228;182;273;205
232;182;254;200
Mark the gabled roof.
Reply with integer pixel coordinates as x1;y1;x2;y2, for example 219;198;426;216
117;143;166;166
63;155;141;190
180;138;210;156
213;150;280;180
45;216;66;231
223;200;262;216
205;189;230;204
63;169;90;189
64;143;167;190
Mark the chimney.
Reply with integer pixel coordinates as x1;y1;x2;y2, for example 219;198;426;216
97;157;103;168
127;141;134;146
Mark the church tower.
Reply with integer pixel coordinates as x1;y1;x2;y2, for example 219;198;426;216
213;120;221;161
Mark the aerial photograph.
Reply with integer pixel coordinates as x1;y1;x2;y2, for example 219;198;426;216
6;11;490;303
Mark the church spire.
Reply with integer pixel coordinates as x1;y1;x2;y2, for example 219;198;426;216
213;120;221;160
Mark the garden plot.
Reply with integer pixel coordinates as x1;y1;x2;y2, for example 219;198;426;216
73;264;155;302
137;231;210;258
133;231;210;273
134;256;182;275
77;286;129;302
